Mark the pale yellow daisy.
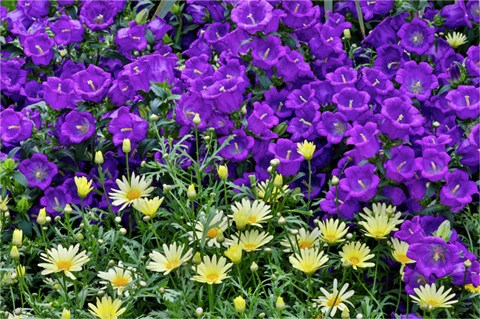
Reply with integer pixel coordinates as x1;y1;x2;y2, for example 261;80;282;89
230;198;272;230
390;238;415;265
359;203;402;240
109;173;154;211
339;241;375;270
132;196;164;217
313;279;355;317
74;176;94;198
147;242;193;275
281;228;322;252
410;283;458;311
289;247;328;275
98;267;133;294
88;296;126;319
445;32;468;48
38;244;90;280
190;210;228;248
228;229;273;252
318;219;348;245
191;255;233;285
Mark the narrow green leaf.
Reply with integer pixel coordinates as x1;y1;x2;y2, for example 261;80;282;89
354;0;366;39
154;0;177;18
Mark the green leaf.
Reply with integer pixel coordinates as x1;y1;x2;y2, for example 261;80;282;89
12;172;28;187
154;0;177;18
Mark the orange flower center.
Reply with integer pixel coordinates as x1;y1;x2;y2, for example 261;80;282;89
206;273;219;282
56;260;72;271
206;227;219;239
112;276;130;287
126;189;141;201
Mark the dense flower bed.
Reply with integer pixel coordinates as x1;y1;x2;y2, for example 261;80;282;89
0;0;479;318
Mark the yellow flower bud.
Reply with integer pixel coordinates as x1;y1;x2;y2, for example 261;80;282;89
217;165;228;180
250;262;258;272
16;265;25;278
122;138;131;153
10;246;20;259
94;150;104;164
37;207;47;225
276;296;286;311
274;174;283;188
343;29;351;39
74;176;94;199
187;184;197;200
64;204;73;215
192;252;202;265
61;308;71;319
12;229;23;246
224;244;242;264
234;296;246;313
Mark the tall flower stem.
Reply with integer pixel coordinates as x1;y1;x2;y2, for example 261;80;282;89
125;152;130;183
208;284;215;312
307;159;312;206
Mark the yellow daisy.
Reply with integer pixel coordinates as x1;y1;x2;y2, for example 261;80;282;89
38;244;90;280
132;196;164;217
390;238;415;265
228;229;273;252
190;210;228;247
281;228;322;252
147;242;193;275
289;248;328;275
256;179;290;203
109;173;154;211
359;203;402;240
313;279;355;317
410;283;458;311
191;255;233;285
88;296;126;319
339;241;375;270
98;267;133;294
297;140;316;161
230;198;272;230
318;219;348;245
224;244;243;264
445;32;468;48
465;284;480;293
74;176;94;198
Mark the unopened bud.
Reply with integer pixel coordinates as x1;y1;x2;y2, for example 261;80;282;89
270;158;280;167
187;184;197;200
464;259;472;268
115;216;122;223
12;229;23;246
119;228;127;235
135;8;149;25
10;246;20;259
61;309;71;319
250;262;259;272
331;176;339;186
217;165;228;180
150;114;159;121
432;121;440;128
37;208;47;225
76;233;84;241
278;216;286;225
276;296;286;311
193;252;202;265
122;138;131;153
193;113;201;125
343;29;351;39
346;233;353;239
94;150;104;164
64;204;72;214
216;231;225;244
195;307;203;316
234;296;246;313
274;174;283;188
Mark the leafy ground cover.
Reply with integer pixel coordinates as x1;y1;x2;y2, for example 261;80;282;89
0;0;479;318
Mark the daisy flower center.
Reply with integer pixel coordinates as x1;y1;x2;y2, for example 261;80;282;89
248;216;258;223
327;296;342;307
112;276;130;287
165;260;179;270
206;227;219;239
126;189;141;201
56;260;73;271
206;273;219;282
243;243;257;250
298;240;314;249
425;299;440;307
349;256;360;265
397;254;411;263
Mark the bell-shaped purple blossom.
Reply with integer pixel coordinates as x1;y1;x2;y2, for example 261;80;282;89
218;129;254;162
50;15;84;45
139;52;176;86
40;186;72;216
181;54;215;84
108;107;148;147
204;22;231;52
18;154;58;190
1;60;28;96
346;123;380;159
18;0;50;18
357;68;394;102
465;45;480;78
276;47;313;83
72;64;112;103
397;17;434;55
231;0;283;34
268;138;304;176
418;149;450;182
333;87;370;121
43;77;77;110
20;80;44;105
285;84;316;110
115;21;147;55
201;77;245;113
60;110;96;144
402;265;436;295
316;112;351;144
396;61;438;102
446;86;480;120
175;93;212;132
147;16;172;42
22;33;54;66
407;237;461;278
0;109;33;145
325;66;358;91
415;135;452;153
320;185;360;220
385;146;418;183
440;169;478;212
339;163;380;202
373;44;406;79
247;102;278;139
80;0;123;31
380;97;424;139
282;1;320;29
441;0;472;29
251;35;285;70
106;74;135;107
287;111;320;141
264;88;291;119
360;0;394;20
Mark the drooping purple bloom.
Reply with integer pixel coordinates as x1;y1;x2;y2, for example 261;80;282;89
0;109;33;145
60;110;96;144
22;33;54;66
50;15;85;45
441;0;472;29
440;170;479;212
397;17;434;55
408;237;461;278
72;64;112;103
418;149;450;182
108;107;148;147
268;138;304;176
396;61;438;102
43;77;77;110
18;154;58;190
445;86;480;120
380;96;424;139
333;88;370;121
385;146;418;183
40;186;72;216
346;123;380;159
218;129;254;162
316;112;351;144
339;163;380;202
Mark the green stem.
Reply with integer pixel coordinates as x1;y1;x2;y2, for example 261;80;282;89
125;151;130;183
373;245;380;294
353;271;382;312
395;277;402;315
208;284;215;312
307;160;312;205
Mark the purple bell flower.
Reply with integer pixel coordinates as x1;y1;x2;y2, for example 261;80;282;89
247;102;279;139
276;48;313;83
108;107;148;147
115;21;147;55
18;154;58;190
282;1;320;29
201;77;245;113
339;163;380;202
231;0;283;34
72;64;112;103
357;68;394;102
20;80;44;105
316;112;351;144
0;109;33;145
440;169;479;212
40;186;72;216
415;135;452;153
333;88;370;121
43;77;77;110
380;96;424;139
251;35;285;70
402;265;436;295
446;86;480;120
22;33;54;66
441;0;472;29
373;44;406;79
418;149;450;182
407;237;461;278
320;185;360;220
175;93;212;132
121;61;150;92
218;129;254;162
50;15;85;45
80;0;122;31
181;54;215;84
107;75;135;107
465;45;480;78
268;138;303;176
360;0;394;21
346;123;380;159
1;60;28;96
285;84;316;110
60;110;96;144
396;61;438;102
397;17;434;55
139;52;176;85
264;87;292;119
385;146;418;183
287;112;320;141
147;16;172;42
325;66;358;91
18;0;50;18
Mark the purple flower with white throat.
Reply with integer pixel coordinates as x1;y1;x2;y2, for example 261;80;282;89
0;109;33;145
418;149;450;182
72;64;112;103
108;107;148;147
60;110;96;144
22;33;54;66
397;17;434;55
18;154;58;190
231;0;283;34
440;170;478;212
50;15;84;45
339;163;380;202
333;87;370;121
43;77;77;110
218;129;254;162
446;86;480;120
380;96;424;139
316;112;351;144
268;138;304;176
385;146;418;183
396;61;438;102
346;123;380;159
